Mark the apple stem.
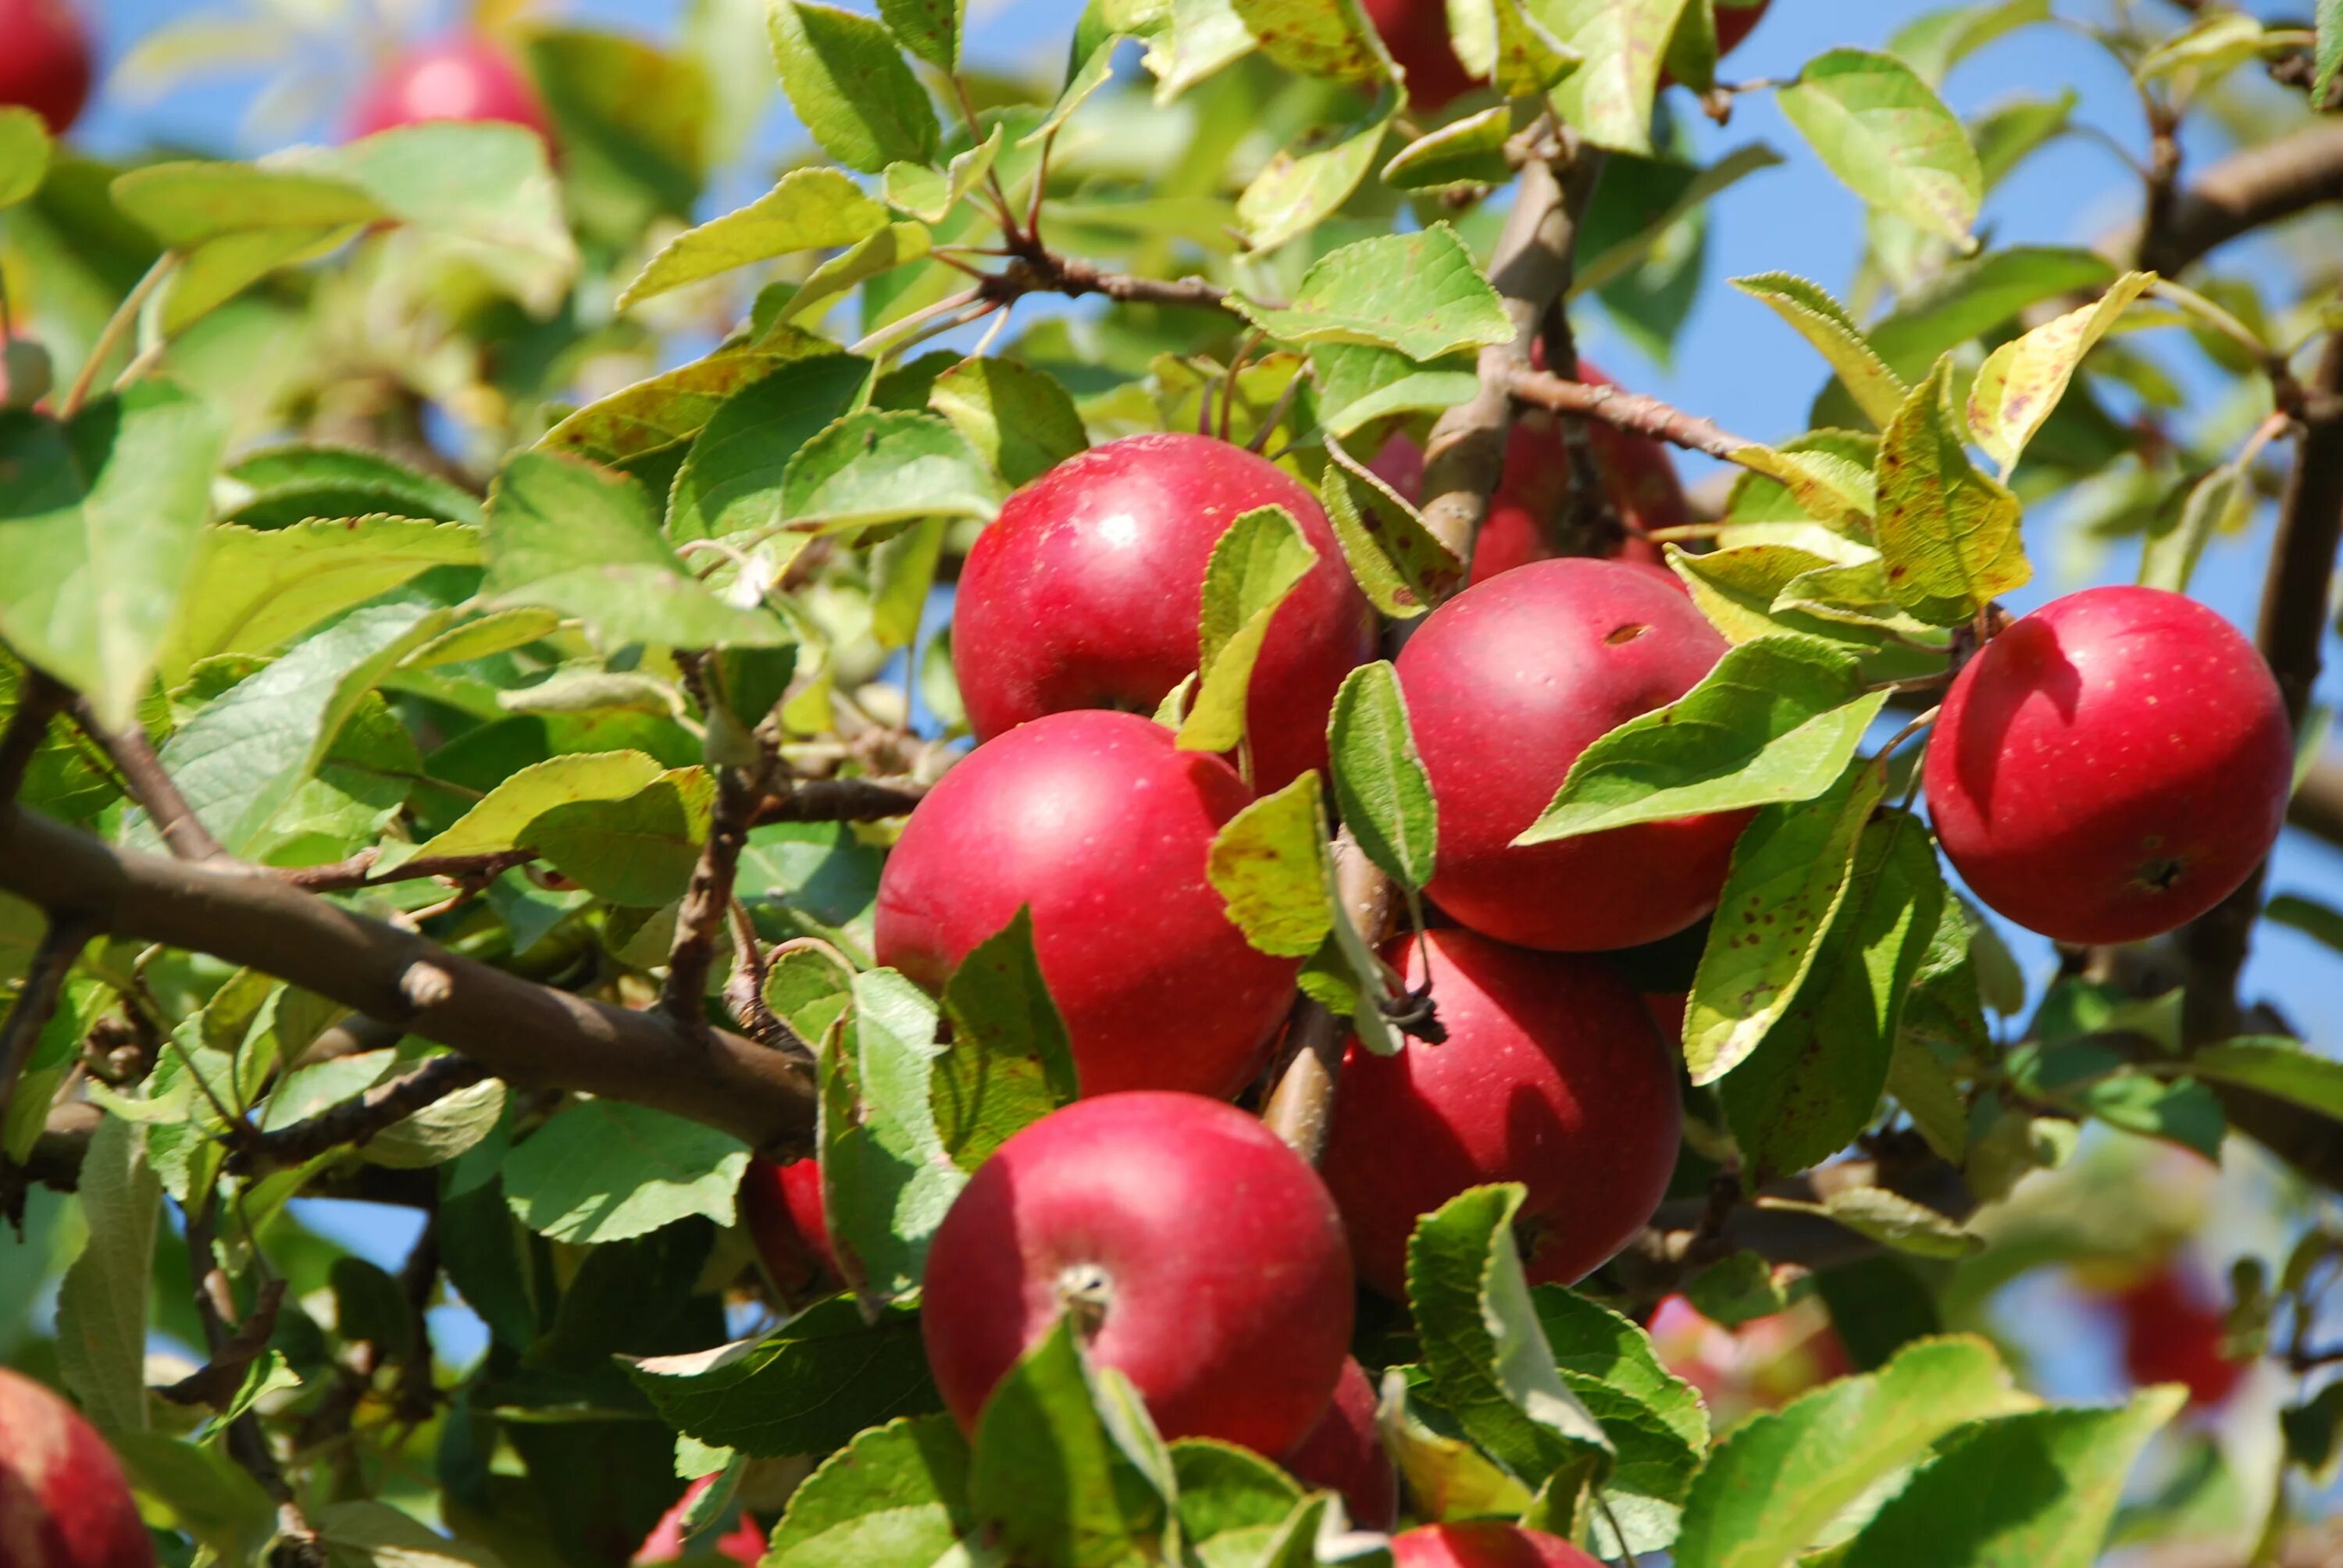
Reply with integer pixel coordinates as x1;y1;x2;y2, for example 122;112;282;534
1056;1262;1114;1340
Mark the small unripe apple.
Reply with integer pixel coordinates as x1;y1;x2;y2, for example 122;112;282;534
2115;1267;2240;1409
875;710;1300;1099
953;432;1375;794
920;1092;1355;1455
0;1368;154;1568
1318;928;1681;1299
1390;1522;1603;1568
0;0;94;134
1921;586;2290;944
1396;557;1746;951
346;34;553;144
740;1156;833;1303
1278;1357;1396;1531
1359;0;1475;113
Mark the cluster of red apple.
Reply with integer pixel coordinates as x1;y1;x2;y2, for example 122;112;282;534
1357;0;1774;111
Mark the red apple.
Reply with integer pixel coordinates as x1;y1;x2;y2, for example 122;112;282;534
0;1368;154;1568
1360;0;1476;113
1922;586;2290;944
0;0;95;134
346;34;552;144
920;1092;1354;1455
740;1156;833;1304
1278;1356;1396;1530
631;1473;765;1565
875;710;1300;1099
1395;557;1746;951
1642;990;1687;1041
1391;1522;1603;1568
1318;928;1681;1299
2115;1267;2241;1409
952;433;1376;794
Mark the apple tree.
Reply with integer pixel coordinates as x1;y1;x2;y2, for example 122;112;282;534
3;0;2343;1563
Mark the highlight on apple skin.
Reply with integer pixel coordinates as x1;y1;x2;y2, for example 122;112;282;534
0;1367;155;1568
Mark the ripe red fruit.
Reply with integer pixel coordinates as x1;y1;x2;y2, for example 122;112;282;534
1318;928;1681;1299
632;1473;765;1565
1396;557;1745;951
0;0;95;134
1360;0;1476;113
1278;1357;1396;1530
1921;586;2290;944
920;1092;1354;1455
1391;1522;1603;1568
875;710;1300;1098
346;35;552;143
740;1156;833;1303
0;1367;155;1568
2116;1267;2241;1409
953;433;1375;794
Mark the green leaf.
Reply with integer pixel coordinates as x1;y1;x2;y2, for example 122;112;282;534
1210;772;1336;958
1887;0;2051;86
1318;437;1466;618
1758;1185;1981;1258
1673;1337;2034;1568
1143;0;1257;100
502;1099;750;1245
1239;91;1398;253
880;0;965;71
1382;106;1515;191
0;107;52;208
0;383;227;728
1864;246;2119;383
1023;47;1118;151
667;354;868;544
160;517;482;682
1838;1391;2184;1568
781;410;1000;533
1778;49;1981;245
1450;0;1583;96
1328;661;1438;891
541;334;837;470
1312;344;1482;441
2321;0;2343;100
110;159;383;245
1171;1441;1302;1559
1721;433;1880;532
1229;0;1395;82
2137;10;2270;92
221;444;482;527
822;970;967;1310
362;1075;508;1169
1233;224;1514;362
1179;504;1320;755
1684;760;1885;1085
530;767;713;905
397;750;665;864
1407;1185;1613;1491
1518;636;1887;844
1721;813;1945;1179
1574;142;1785;299
1874;355;2027;625
131;602;444;861
772;220;933;331
53;1114;160;1434
929;357;1089;488
1542;0;1692;155
627;1303;945;1459
968;1317;1175;1567
1729;274;1906;429
109;1431;276;1563
934;907;1080;1166
314;1500;507;1567
617;169;889;308
768;0;942;173
1380;1369;1536;1522
484;451;792;648
2189;1036;2343;1120
1533;1287;1710;1551
761;1415;973;1565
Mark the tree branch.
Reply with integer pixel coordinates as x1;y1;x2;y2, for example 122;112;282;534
0;914;96;1178
69;697;225;862
0;804;818;1153
2137;119;2343;275
665;736;779;1031
229;1053;494;1174
0;670;69;804
1261;833;1393;1161
760;774;932;825
982;241;1234;314
279;848;536;895
1505;367;1757;461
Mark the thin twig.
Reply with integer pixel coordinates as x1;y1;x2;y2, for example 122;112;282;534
0;671;70;804
0;915;96;1156
229;1053;492;1174
665;679;781;1032
752;775;931;824
68;697;224;861
280;848;537;895
1505;369;1756;461
58;251;180;419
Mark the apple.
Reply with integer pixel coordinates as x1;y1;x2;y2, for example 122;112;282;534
0;1367;154;1568
1921;586;2291;944
875;709;1300;1099
1395;557;1746;951
740;1156;833;1304
1359;0;1476;113
631;1473;765;1565
1390;1522;1603;1568
1318;928;1681;1299
346;34;552;144
952;432;1376;793
0;0;95;134
2115;1267;2241;1409
1278;1357;1396;1531
920;1091;1354;1454
1645;1293;1852;1425
1642;990;1688;1042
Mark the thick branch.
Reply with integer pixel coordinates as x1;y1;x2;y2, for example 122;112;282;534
0;804;818;1153
69;698;224;861
230;1053;493;1174
1505;368;1756;461
1261;834;1393;1161
2137;119;2343;274
753;774;931;825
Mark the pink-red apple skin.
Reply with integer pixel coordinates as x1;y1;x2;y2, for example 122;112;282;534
0;0;94;134
875;710;1300;1099
740;1156;833;1303
920;1092;1354;1455
1396;557;1746;951
0;1368;154;1568
1922;586;2290;944
1278;1357;1396;1531
346;35;552;143
1359;0;1475;112
952;433;1376;794
1318;928;1681;1299
1391;1522;1605;1568
2116;1267;2241;1410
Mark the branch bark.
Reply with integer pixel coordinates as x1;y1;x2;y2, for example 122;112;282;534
2137;119;2343;275
69;697;224;862
1260;834;1393;1161
0;804;818;1153
664;732;779;1032
230;1053;494;1174
1505;368;1757;461
984;241;1234;314
0;671;69;804
0;914;95;1171
753;774;931;825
